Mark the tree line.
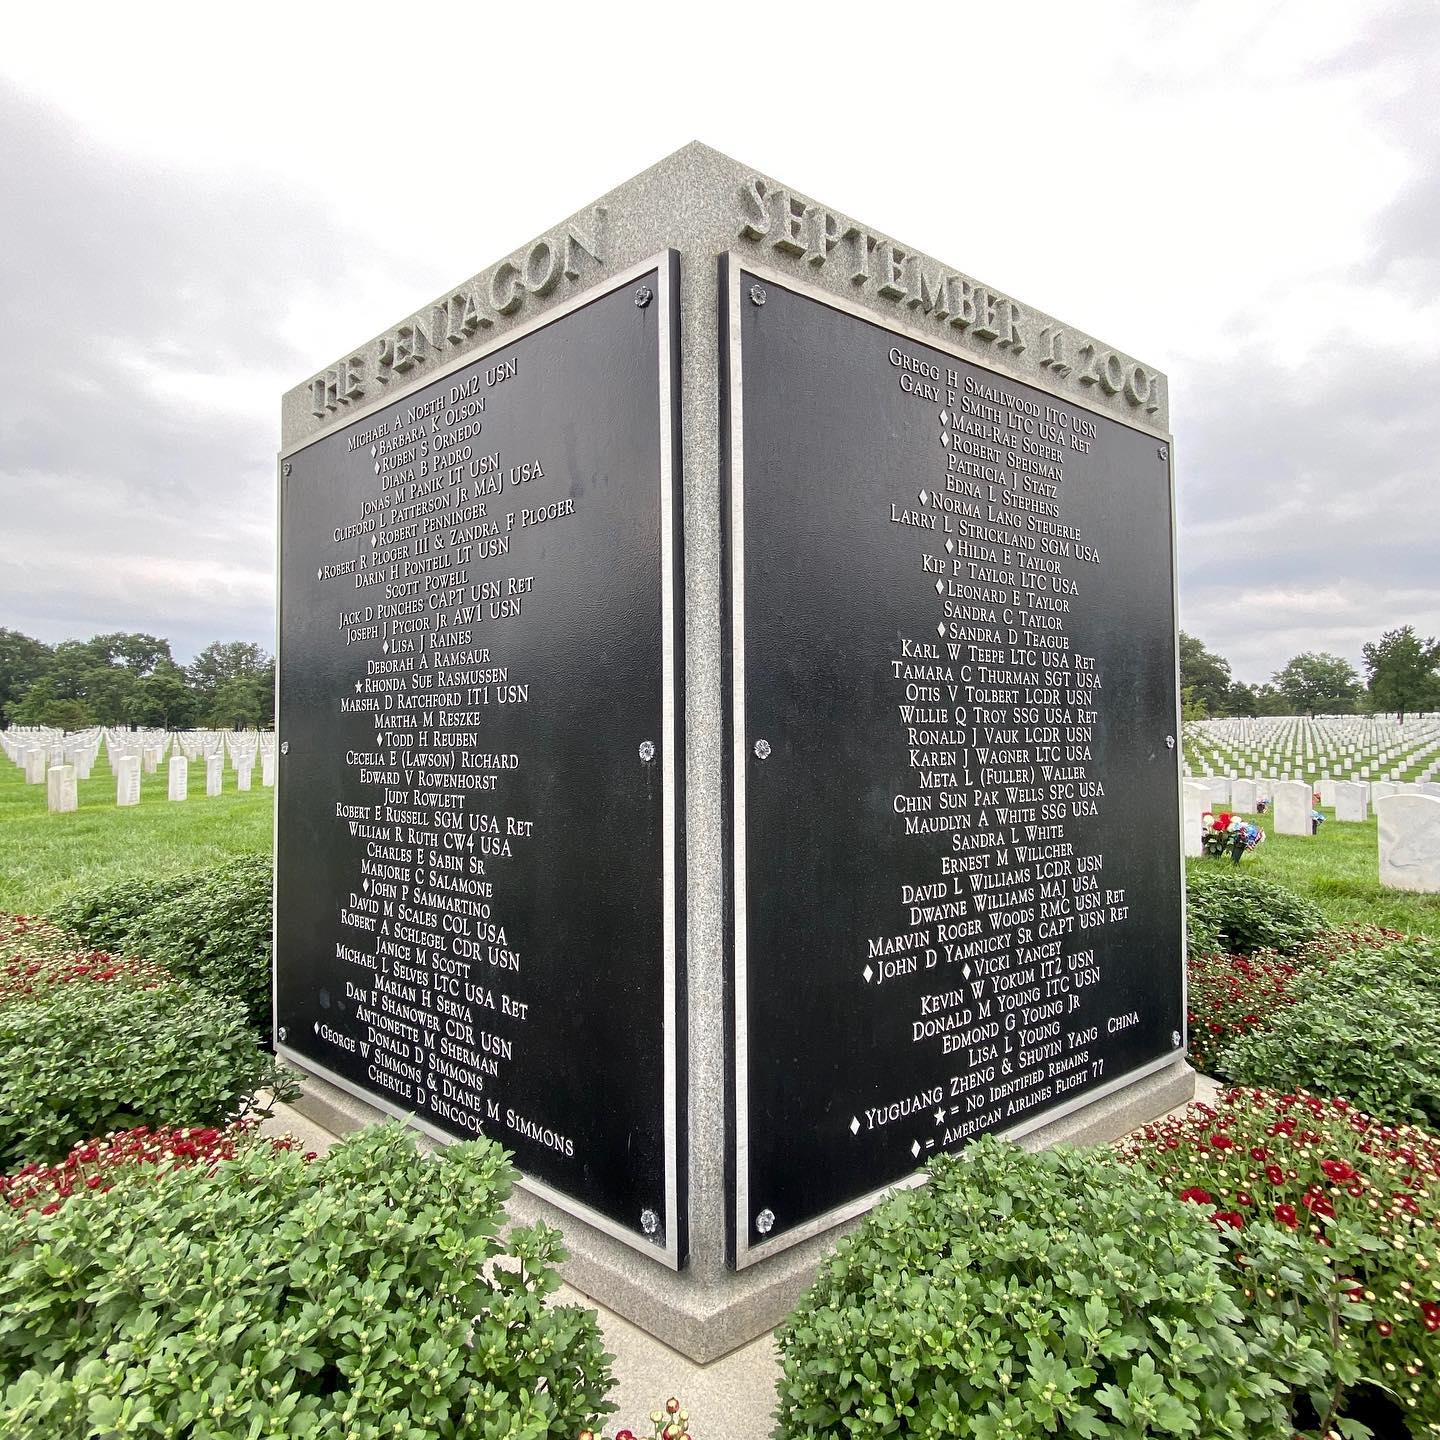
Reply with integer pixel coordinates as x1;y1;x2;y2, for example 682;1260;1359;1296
1181;626;1440;721
0;629;274;731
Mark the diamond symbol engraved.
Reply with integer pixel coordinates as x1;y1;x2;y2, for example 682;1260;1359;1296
370;534;378;547
863;964;874;983
941;432;951;447
849;1116;860;1135
946;538;954;553
963;962;972;979
918;489;928;504
316;568;323;581
911;1140;921;1159
373;463;380;475
638;740;655;763
640;1208;659;1236
754;739;771;760
936;622;946;637
313;1021;319;1034
755;1208;775;1235
370;444;377;457
935;579;945;595
939;410;949;425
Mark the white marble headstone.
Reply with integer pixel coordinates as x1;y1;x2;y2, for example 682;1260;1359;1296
1272;780;1313;836
1182;781;1211;858
1231;778;1257;811
206;754;223;797
24;748;47;784
47;764;77;813
116;755;141;807
1377;794;1440;893
168;755;188;802
1333;781;1367;823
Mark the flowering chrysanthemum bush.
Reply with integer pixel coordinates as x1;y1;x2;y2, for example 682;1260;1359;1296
775;1137;1327;1438
0;1121;300;1217
1185;929;1401;1078
48;855;274;1030
0;920;293;1167
1222;936;1440;1126
0;1123;615;1438
1120;1087;1440;1437
1186;867;1326;957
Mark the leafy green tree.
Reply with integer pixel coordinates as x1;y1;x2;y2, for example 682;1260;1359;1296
1226;681;1259;717
1252;683;1294;717
1271;652;1362;716
1362;626;1440;722
1178;632;1234;716
134;661;200;729
82;632;173;677
189;642;268;702
205;675;270;730
0;629;53;714
5;677;94;730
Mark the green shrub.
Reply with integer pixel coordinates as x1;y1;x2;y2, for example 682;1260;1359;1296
1184;928;1401;1078
0;934;291;1167
775;1137;1326;1439
1121;1087;1440;1437
1221;937;1440;1126
1186;868;1325;957
49;855;272;1030
0;1124;615;1437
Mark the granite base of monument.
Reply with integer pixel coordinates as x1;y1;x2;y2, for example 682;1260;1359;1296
285;1058;1194;1360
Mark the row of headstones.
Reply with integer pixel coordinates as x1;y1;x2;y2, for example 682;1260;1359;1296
1181;780;1440;893
4;729;275;813
1185;714;1440;785
1188;775;1440;817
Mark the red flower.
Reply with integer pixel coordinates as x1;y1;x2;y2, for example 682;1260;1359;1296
1210;1210;1245;1230
1321;1158;1355;1182
1273;1203;1298;1229
1180;1186;1213;1205
1210;1133;1236;1150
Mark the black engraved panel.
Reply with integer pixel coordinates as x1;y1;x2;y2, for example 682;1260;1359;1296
724;263;1182;1262
277;259;685;1263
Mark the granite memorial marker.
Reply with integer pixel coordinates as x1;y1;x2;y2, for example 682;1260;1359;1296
276;143;1189;1357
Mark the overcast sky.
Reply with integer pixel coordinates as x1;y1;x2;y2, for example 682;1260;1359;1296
1;2;1435;683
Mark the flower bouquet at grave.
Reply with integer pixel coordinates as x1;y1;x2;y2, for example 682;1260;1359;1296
1201;810;1264;860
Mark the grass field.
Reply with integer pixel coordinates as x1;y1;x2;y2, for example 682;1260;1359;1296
1186;805;1440;939
0;750;272;913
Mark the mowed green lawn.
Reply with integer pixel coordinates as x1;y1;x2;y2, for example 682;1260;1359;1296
0;750;272;913
1186;805;1440;939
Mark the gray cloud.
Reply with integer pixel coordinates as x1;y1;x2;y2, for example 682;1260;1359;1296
0;82;385;660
